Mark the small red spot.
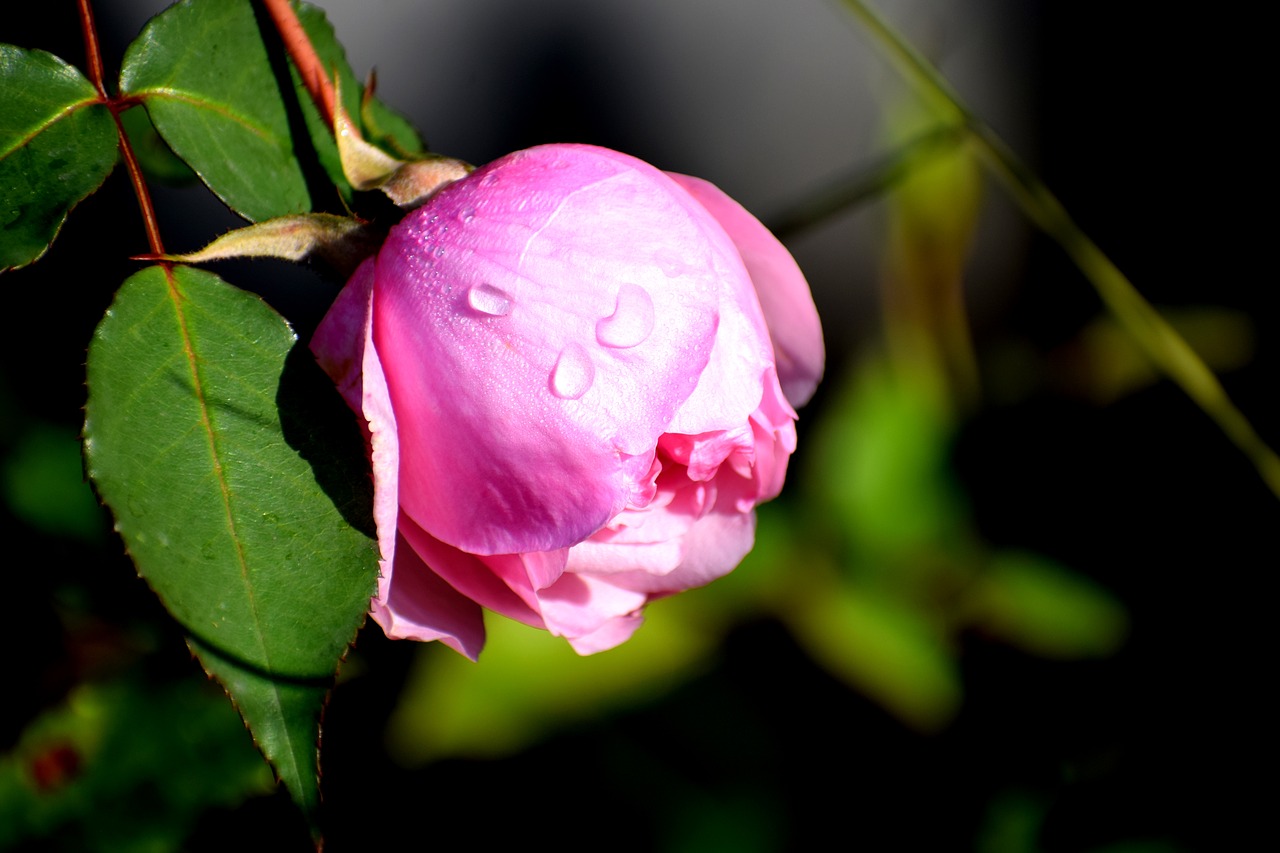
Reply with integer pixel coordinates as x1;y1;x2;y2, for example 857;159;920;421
28;743;81;792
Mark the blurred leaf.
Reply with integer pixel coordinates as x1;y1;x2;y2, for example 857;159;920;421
783;577;961;731
117;103;196;184
0;678;274;852
0;44;117;271
810;354;966;561
83;265;377;823
1;423;105;542
882;100;984;409
975;790;1047;853
965;552;1127;659
886;106;982;259
665;789;783;853
1053;307;1256;405
387;596;719;764
119;0;318;220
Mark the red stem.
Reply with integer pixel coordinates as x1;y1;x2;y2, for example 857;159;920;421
77;0;166;257
76;0;106;91
114;114;167;257
261;0;336;127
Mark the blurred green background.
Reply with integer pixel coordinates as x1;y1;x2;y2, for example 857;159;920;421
2;2;1271;851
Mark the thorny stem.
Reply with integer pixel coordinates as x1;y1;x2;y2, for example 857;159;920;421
262;0;336;127
840;0;1280;500
77;0;166;257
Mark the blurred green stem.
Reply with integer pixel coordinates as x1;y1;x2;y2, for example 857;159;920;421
768;125;963;241
841;0;1280;500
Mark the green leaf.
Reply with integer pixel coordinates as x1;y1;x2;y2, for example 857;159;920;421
290;0;365;201
361;87;425;159
387;596;719;764
808;353;966;560
1;422;106;542
783;580;961;732
966;552;1128;659
119;0;317;221
117;103;197;184
83;265;378;825
289;1;426;194
118;0;427;222
158;213;382;278
0;677;274;852
0;44;117;271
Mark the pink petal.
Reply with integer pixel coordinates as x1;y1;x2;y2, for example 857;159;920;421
396;511;546;630
567;536;685;576
564;612;645;655
372;532;486;659
374;144;743;556
536;571;648;640
311;258;376;415
662;225;774;438
604;465;760;595
667;172;825;408
313;261;486;658
659;424;756;482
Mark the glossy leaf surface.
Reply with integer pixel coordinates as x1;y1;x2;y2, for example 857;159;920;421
84;265;377;820
0;45;117;270
119;0;315;220
118;0;423;221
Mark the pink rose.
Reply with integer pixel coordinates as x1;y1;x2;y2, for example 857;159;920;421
312;143;823;656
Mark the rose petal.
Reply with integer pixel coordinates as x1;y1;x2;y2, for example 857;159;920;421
564;612;645;655
375;145;745;556
314;260;448;648
372;531;486;659
536;570;648;640
667;172;825;408
396;511;546;630
312;258;376;415
311;144;819;658
604;464;760;594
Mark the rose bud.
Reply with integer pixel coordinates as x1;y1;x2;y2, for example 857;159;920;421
312;143;823;656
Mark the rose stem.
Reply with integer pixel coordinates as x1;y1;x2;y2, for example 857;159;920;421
77;0;165;257
261;0;337;128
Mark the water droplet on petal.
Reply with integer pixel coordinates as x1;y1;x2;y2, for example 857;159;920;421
466;283;513;316
550;343;594;399
654;249;687;278
459;207;476;223
596;283;655;348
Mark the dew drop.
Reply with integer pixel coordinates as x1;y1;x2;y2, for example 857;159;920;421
458;207;476;223
466;283;513;317
654;249;688;278
550;343;594;399
595;283;655;348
